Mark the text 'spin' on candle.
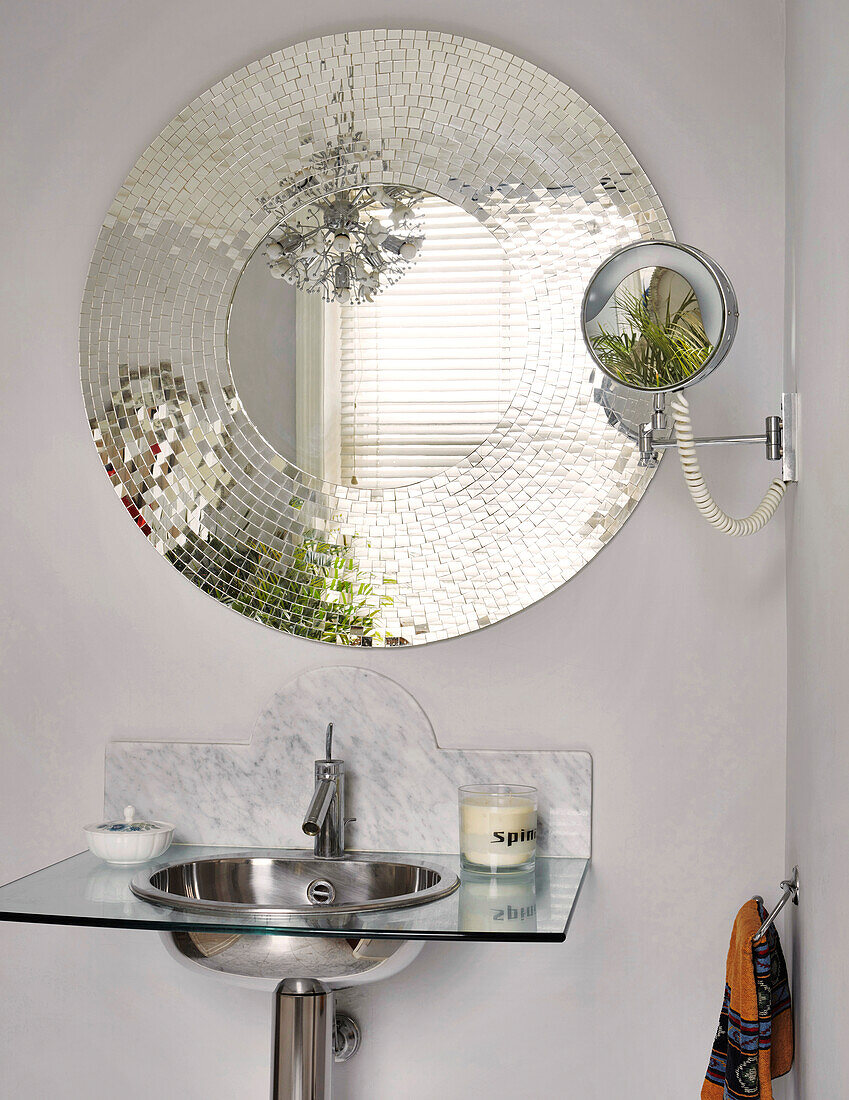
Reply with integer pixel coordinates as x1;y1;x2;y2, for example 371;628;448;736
458;784;537;874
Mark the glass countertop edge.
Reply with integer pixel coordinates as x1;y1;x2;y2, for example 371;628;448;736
558;855;589;940
0;911;568;943
0;846;588;943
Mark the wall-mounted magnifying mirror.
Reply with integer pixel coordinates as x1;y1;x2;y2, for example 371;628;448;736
581;241;738;393
582;239;795;538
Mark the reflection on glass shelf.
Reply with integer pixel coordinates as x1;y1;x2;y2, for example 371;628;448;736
459;870;538;933
0;846;588;943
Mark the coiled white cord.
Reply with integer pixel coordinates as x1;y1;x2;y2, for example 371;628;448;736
669;394;786;536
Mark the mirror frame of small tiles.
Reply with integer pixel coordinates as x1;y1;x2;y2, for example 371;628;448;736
80;29;672;646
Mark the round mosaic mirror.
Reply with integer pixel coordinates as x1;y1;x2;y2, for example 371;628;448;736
80;30;672;646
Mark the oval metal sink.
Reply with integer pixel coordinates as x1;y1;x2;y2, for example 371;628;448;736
131;853;459;917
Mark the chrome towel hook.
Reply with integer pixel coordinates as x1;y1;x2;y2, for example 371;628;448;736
754;867;800;941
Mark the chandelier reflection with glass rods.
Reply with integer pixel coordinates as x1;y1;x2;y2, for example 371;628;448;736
264;185;424;304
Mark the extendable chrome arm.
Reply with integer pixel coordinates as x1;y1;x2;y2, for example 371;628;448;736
638;392;798;483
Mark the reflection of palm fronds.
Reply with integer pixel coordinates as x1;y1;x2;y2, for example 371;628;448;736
168;529;392;644
590;287;713;389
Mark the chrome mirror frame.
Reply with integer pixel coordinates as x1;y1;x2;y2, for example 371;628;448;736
581;240;739;394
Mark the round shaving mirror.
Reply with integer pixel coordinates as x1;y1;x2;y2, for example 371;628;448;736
581;241;738;393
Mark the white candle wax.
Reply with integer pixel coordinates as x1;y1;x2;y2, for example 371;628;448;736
459;793;537;871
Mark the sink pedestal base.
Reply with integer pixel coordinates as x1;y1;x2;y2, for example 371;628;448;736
273;979;334;1100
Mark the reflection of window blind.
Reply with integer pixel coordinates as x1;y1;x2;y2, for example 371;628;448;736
338;197;527;489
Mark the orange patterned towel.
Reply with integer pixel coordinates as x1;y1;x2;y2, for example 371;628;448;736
702;899;793;1099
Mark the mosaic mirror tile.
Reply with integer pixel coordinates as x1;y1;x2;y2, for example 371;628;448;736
80;29;672;646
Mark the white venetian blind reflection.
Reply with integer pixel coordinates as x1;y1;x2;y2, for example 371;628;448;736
337;197;528;488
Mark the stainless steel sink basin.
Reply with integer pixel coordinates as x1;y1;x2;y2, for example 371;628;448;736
131;853;460;989
131;852;459;916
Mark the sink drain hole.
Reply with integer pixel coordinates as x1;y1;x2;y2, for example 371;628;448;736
306;878;336;905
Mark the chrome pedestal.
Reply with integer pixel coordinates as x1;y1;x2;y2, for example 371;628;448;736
273;979;335;1100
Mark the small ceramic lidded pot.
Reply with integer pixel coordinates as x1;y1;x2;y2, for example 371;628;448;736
84;805;174;865
458;784;538;874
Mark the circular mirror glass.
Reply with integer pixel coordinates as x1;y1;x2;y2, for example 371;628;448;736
581;241;738;393
228;187;526;488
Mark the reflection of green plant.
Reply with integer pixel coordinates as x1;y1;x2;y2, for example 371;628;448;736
590;287;713;389
168;529;391;644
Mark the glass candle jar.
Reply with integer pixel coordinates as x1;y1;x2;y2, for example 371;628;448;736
458;784;538;874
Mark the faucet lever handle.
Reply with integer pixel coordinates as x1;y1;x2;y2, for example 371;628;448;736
325;722;333;762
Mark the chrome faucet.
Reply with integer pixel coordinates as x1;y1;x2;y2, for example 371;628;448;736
301;723;350;858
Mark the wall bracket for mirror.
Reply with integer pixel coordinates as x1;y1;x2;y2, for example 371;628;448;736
582;241;798;537
638;390;798;484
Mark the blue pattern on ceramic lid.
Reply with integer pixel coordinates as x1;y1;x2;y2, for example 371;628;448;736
87;805;171;833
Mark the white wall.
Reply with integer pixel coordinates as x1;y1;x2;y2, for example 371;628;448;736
785;0;849;1096
0;2;788;1097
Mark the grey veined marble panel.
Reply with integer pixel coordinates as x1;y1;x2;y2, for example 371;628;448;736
105;666;591;857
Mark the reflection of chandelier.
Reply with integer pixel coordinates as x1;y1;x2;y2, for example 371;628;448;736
265;186;424;304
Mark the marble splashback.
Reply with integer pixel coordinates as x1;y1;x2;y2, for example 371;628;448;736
104;667;591;858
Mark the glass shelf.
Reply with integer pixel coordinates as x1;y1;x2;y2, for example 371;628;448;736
0;846;588;943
